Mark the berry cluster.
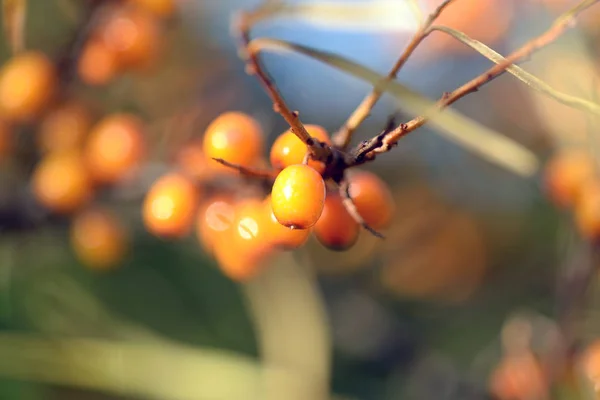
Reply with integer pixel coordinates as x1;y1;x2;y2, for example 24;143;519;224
544;148;600;240
142;111;396;281
0;0;175;271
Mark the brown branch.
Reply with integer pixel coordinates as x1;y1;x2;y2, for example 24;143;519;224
338;180;383;239
332;0;460;150
352;0;600;162
234;6;331;163
211;158;278;180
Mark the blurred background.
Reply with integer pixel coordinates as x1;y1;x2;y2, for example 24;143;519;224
1;0;600;399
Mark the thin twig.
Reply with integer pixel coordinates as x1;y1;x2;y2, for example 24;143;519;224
211;158;278;180
234;5;332;163
332;0;459;149
353;0;600;161
338;180;383;238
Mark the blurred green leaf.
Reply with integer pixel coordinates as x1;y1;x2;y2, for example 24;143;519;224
2;0;26;53
248;38;539;177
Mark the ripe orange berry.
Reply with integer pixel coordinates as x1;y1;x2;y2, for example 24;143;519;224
262;195;310;250
202;112;264;174
489;353;548;400
77;39;119;86
0;51;56;122
213;198;273;280
269;124;330;173
271;164;325;229
196;195;236;254
32;151;93;214
84;113;146;185
142;172;200;238
314;191;359;251
99;6;161;70
37;101;93;154
545;149;596;208
574;179;600;241
130;0;175;17
70;207;127;271
579;340;600;394
347;170;395;230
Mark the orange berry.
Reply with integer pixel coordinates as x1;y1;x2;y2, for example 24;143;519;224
142;172;200;238
545;149;596;208
130;0;175;17
202;112;264;174
71;207;127;270
32;151;93;214
213;198;273;280
489;354;548;400
347;170;395;230
175;142;213;181
99;6;161;70
0;51;56;122
262;195;310;250
37;101;93;154
195;195;236;254
0;120;12;160
271;164;325;229
84;113;146;184
574;179;600;241
77;38;119;86
314;191;359;251
269;124;330;173
579;340;600;393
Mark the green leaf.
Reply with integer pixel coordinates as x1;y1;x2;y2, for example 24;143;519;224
2;0;26;54
248;38;540;177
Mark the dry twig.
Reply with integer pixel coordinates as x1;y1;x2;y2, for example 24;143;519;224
332;0;460;149
211;158;278;180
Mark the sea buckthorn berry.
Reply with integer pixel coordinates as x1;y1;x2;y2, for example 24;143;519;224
99;6;161;70
71;207;127;271
37;101;93;154
545;149;596;208
213;199;273;280
269;124;330;173
347;170;395;230
32;151;93;214
271;164;325;229
77;39;119;86
0;51;56;122
262;195;310;250
142;172;200;238
196;195;236;254
489;354;548;400
84;113;146;185
130;0;176;18
314;191;359;251
202;111;264;174
579;340;600;395
574;180;600;241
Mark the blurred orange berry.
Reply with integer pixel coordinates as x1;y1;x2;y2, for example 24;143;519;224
347;170;395;230
85;113;146;185
130;0;176;18
271;164;326;229
574;179;600;241
270;124;330;173
37;101;93;154
77;38;119;86
213;198;273;280
0;51;56;122
142;172;200;238
32;151;93;214
262;195;310;250
314;191;360;251
99;6;161;70
579;340;600;396
71;207;128;270
489;353;549;400
545;149;596;209
196;195;236;254
175;142;213;181
202;111;264;174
